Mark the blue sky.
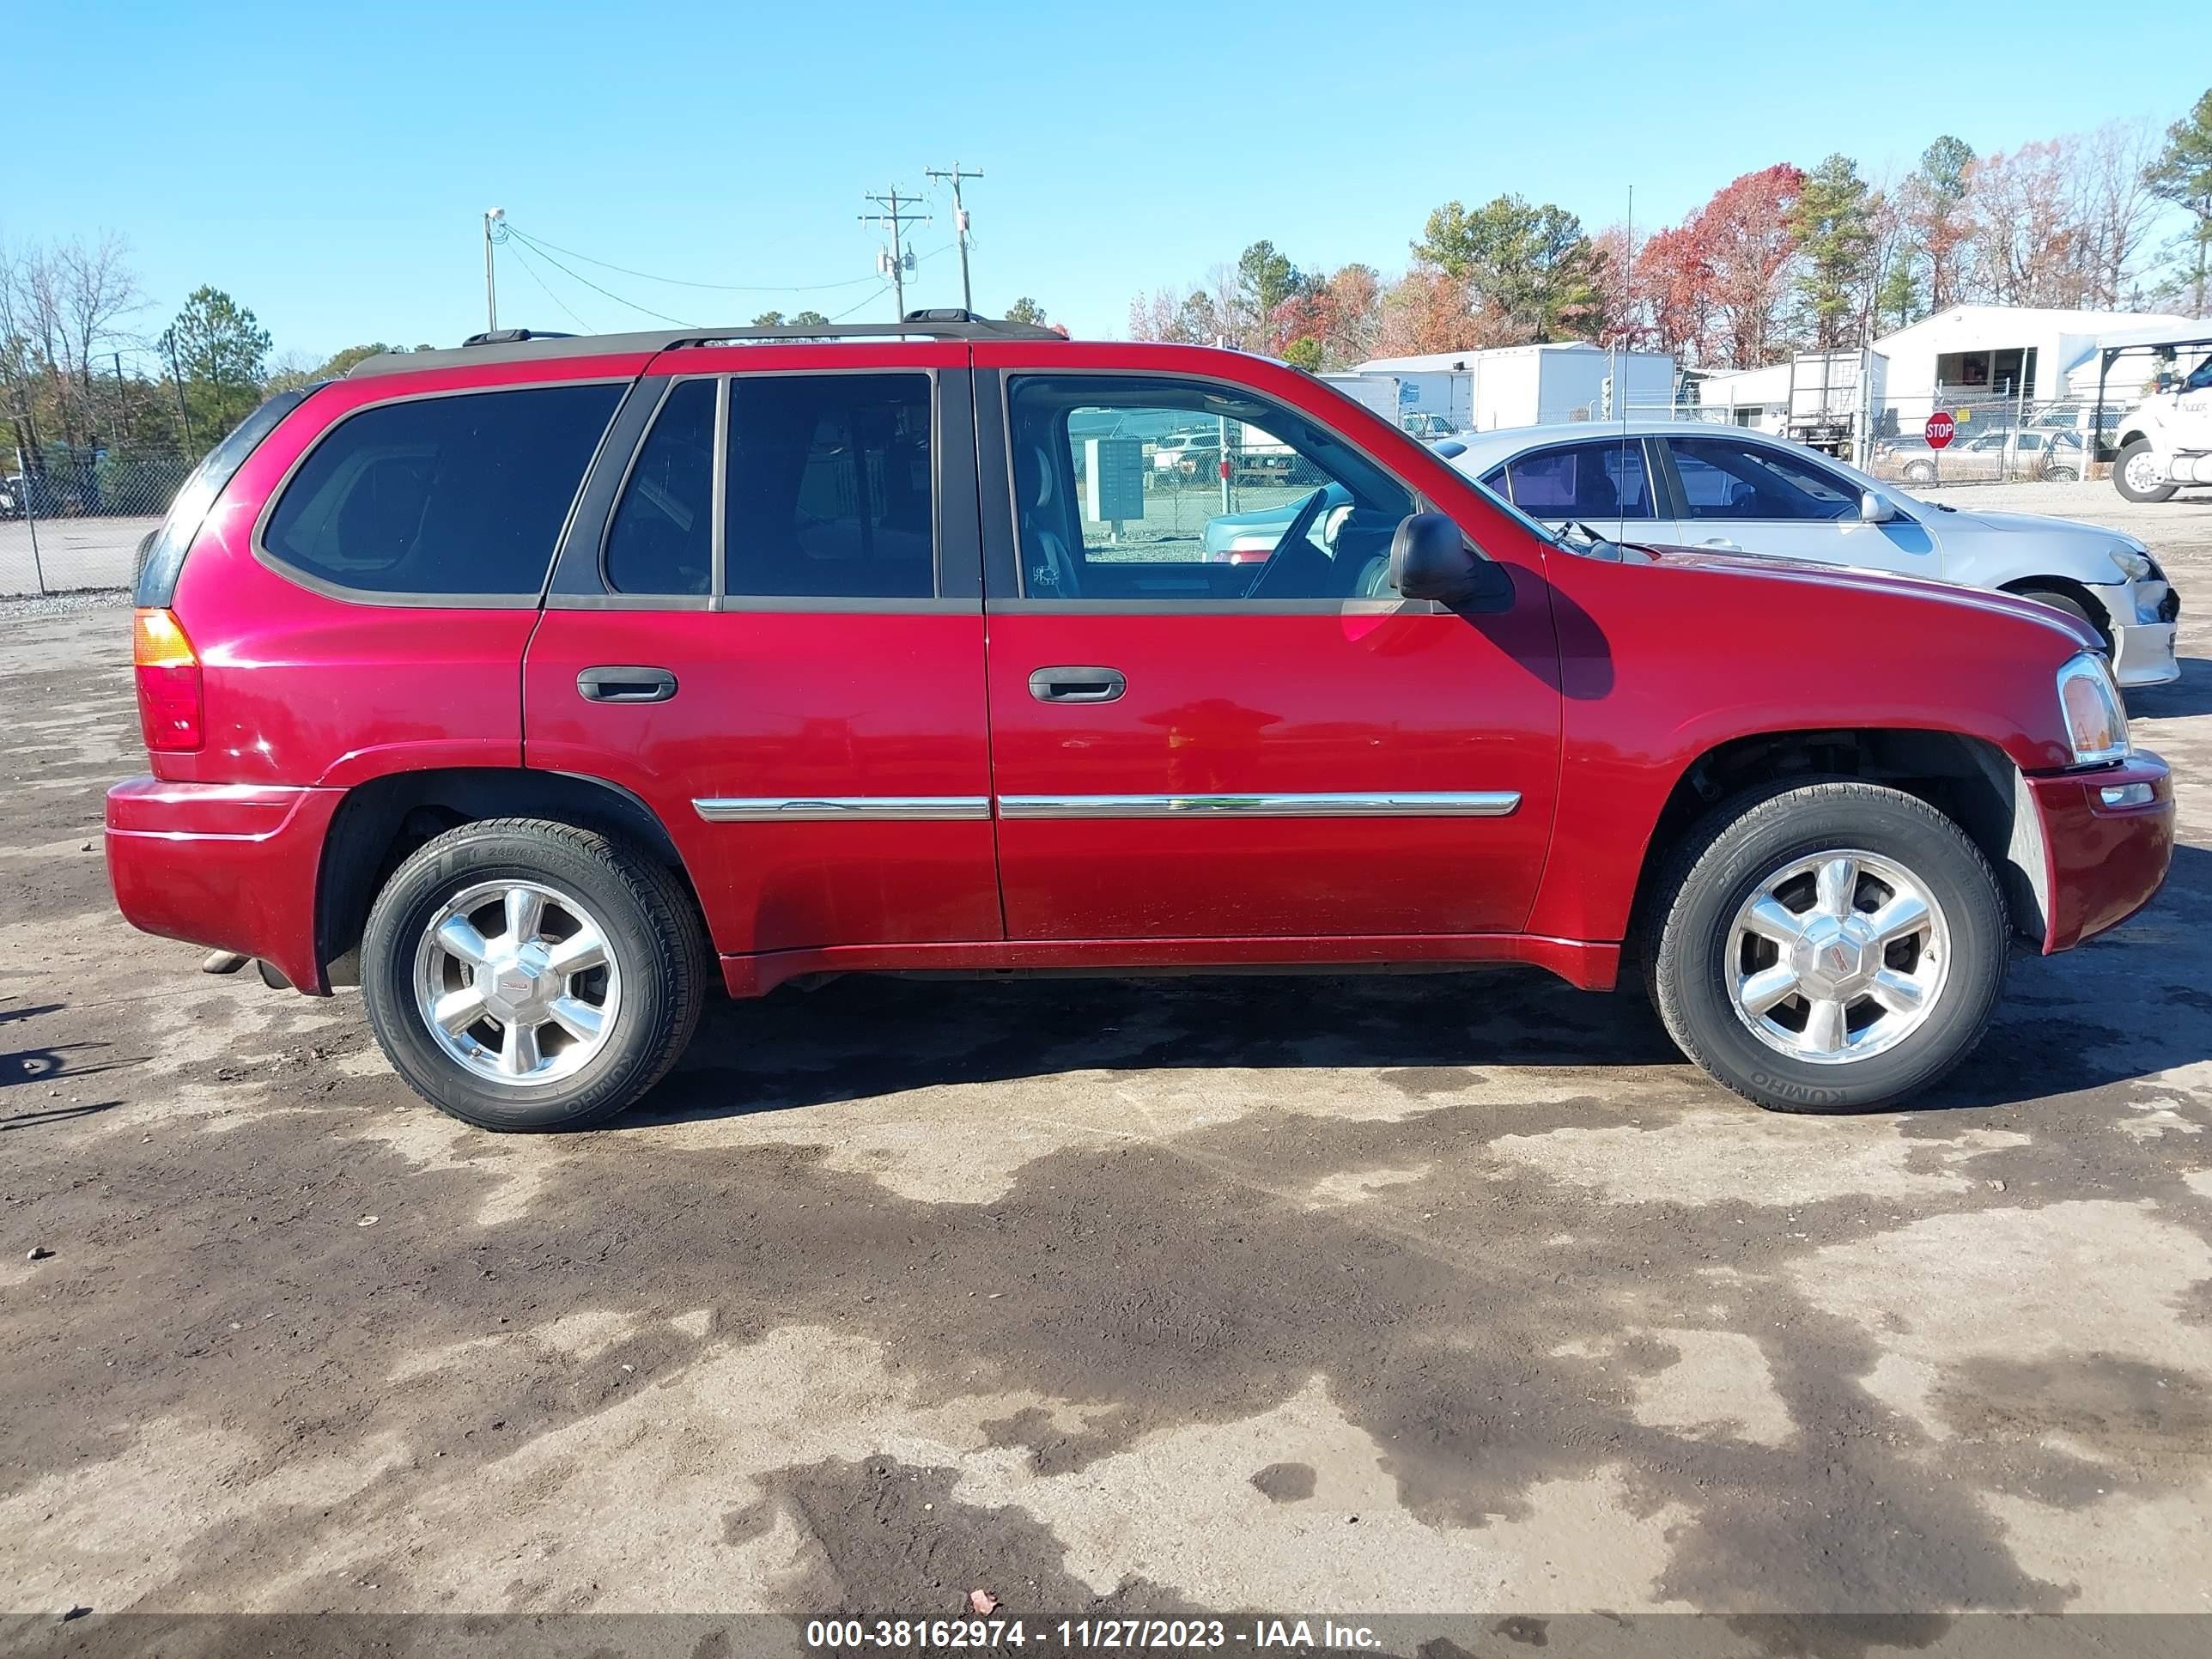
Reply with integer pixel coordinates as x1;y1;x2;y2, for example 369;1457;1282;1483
12;0;2212;365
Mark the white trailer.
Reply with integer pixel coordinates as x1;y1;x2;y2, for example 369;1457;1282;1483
1347;344;1677;434
1321;373;1401;428
1784;349;1887;459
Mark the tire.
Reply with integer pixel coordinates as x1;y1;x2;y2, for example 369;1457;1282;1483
2045;466;2080;483
1902;462;1936;483
2112;438;2177;503
1650;781;2008;1115
2013;585;2111;651
361;818;708;1131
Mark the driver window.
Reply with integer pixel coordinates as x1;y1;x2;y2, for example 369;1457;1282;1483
1004;375;1412;603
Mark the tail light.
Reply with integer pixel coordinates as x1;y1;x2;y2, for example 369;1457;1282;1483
133;608;204;752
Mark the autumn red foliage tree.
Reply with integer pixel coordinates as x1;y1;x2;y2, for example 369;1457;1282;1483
1697;164;1806;368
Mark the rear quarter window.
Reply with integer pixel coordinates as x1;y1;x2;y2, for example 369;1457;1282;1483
135;387;313;607
260;383;622;600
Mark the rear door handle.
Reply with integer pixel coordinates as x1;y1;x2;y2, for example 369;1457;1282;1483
1028;665;1127;704
578;665;678;704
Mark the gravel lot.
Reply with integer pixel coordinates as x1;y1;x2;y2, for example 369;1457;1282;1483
3;482;2209;1632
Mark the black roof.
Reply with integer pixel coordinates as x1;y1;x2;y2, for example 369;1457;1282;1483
349;308;1063;378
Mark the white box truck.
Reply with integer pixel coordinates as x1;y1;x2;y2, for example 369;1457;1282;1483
1347;345;1677;434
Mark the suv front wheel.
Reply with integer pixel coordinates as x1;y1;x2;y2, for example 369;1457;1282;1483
1650;782;2008;1113
361;819;708;1131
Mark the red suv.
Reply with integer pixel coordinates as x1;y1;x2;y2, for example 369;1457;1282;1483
107;313;2174;1129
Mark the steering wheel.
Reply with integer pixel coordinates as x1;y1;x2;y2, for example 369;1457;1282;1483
1240;488;1329;599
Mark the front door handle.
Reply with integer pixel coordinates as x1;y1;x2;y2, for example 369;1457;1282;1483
1028;665;1127;704
578;665;678;704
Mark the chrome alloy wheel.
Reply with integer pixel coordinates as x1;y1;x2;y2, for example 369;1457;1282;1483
411;880;622;1085
1724;849;1949;1066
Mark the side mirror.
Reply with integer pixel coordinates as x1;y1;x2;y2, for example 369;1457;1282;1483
1860;490;1896;524
1390;511;1482;602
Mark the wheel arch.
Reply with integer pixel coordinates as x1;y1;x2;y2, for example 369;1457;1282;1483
1625;727;2048;970
315;767;706;987
1997;574;2112;639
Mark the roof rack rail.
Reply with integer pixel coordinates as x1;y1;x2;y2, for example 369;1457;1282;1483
353;309;1064;377
460;328;577;348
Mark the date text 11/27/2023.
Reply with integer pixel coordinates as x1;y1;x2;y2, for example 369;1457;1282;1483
802;1619;1383;1650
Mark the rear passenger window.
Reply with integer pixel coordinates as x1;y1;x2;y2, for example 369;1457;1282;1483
605;380;716;596
724;374;933;599
261;384;620;598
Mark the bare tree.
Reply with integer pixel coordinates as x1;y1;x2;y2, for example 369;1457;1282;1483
2075;119;2163;307
0;238;43;463
0;233;145;453
1966;140;2088;307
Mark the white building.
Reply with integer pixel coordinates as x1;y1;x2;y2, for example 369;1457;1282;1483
1350;343;1677;433
1864;305;2197;408
1686;305;2203;443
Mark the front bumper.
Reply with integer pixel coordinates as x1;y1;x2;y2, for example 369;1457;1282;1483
105;776;343;994
2025;751;2174;952
2087;578;2180;687
2110;620;2180;687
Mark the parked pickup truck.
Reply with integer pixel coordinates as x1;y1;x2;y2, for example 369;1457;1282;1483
2112;349;2212;501
109;313;2173;1131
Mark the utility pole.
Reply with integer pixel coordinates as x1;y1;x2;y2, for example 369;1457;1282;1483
860;188;930;322
483;208;505;333
924;164;983;314
161;326;194;452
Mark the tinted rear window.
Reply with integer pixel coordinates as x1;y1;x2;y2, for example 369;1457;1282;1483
135;388;313;607
605;379;715;596
262;383;621;599
724;373;934;599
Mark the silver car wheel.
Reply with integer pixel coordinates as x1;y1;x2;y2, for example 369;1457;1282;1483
411;879;623;1086
1725;848;1949;1066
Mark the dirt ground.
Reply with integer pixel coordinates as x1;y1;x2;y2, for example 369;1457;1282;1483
3;484;2210;1634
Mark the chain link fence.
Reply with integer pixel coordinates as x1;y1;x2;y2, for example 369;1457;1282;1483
1620;392;2116;489
1;443;194;596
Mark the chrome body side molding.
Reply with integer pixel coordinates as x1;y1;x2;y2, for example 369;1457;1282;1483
693;796;991;823
994;792;1522;819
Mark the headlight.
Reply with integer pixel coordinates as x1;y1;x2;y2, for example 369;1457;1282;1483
2109;546;2154;580
2057;652;2130;765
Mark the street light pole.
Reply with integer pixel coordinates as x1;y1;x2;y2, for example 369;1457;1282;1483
483;208;505;333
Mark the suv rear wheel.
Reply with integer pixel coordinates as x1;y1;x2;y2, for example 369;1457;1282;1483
361;819;707;1131
1650;782;2008;1113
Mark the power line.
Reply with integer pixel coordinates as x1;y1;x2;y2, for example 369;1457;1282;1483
501;222;884;294
827;287;892;323
499;228;699;325
493;222;953;336
501;238;596;332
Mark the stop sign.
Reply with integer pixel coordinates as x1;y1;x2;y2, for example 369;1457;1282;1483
1924;411;1956;450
